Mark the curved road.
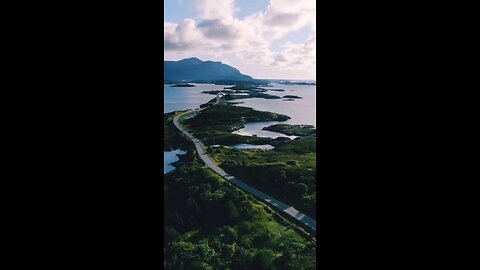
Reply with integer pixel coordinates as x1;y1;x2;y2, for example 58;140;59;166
173;108;316;231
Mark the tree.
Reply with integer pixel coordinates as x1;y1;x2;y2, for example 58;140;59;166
164;226;181;244
286;160;296;166
273;170;287;186
286;182;295;190
186;197;200;213
171;211;184;227
224;226;238;243
250;249;276;270
274;251;292;270
294;183;308;196
167;241;196;268
196;239;217;262
220;243;235;261
226;200;239;222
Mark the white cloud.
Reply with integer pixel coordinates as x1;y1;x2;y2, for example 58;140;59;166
194;0;235;20
164;0;316;79
245;0;316;41
273;36;316;68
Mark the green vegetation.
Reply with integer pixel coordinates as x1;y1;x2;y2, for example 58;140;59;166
202;90;235;94
183;103;317;218
282;95;302;99
184;104;290;146
170;83;196;87
263;124;316;137
199;97;218;108
164;149;316;270
164;112;189;150
210;136;317;219
202;88;286;101
226;92;282;100
225;84;263;90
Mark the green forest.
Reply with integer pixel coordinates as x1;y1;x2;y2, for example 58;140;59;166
209;136;317;219
164;150;316;269
183;104;317;218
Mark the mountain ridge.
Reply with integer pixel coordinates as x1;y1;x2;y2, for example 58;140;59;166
164;57;254;82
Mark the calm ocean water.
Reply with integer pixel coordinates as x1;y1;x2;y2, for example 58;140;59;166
164;149;186;175
234;83;316;126
163;82;316;174
231;83;316;138
164;83;231;174
164;83;233;113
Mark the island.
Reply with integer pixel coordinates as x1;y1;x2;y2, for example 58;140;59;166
278;81;316;86
178;101;316;221
282;95;302;99
164;58;316;270
262;124;316;136
184;104;290;146
201;90;236;94
224;84;263;91
170;83;196;87
202;90;282;100
226;93;282;100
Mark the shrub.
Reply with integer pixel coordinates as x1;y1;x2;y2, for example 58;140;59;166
294;183;308;196
286;160;297;165
250;249;276;270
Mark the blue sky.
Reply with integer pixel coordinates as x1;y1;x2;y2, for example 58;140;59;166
164;0;316;80
165;0;270;22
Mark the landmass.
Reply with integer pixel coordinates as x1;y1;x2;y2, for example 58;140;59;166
164;58;316;269
210;135;317;219
278;81;316;86
184;104;290;146
225;93;282;100
164;112;190;150
224;84;263;91
164;57;254;81
170;83;196;87
202;90;236;94
164;148;316;270
282;95;302;99
263;124;316;136
224;84;286;92
180;102;316;219
201;89;282;100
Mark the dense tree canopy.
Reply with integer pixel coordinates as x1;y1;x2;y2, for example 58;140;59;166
164;150;316;270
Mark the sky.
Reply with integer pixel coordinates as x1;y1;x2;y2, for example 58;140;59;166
164;0;316;80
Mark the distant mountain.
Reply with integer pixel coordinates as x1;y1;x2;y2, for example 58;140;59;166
164;57;254;82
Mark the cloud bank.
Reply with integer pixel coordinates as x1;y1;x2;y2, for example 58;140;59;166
164;0;316;80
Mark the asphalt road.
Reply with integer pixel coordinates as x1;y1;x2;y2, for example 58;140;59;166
172;108;316;231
